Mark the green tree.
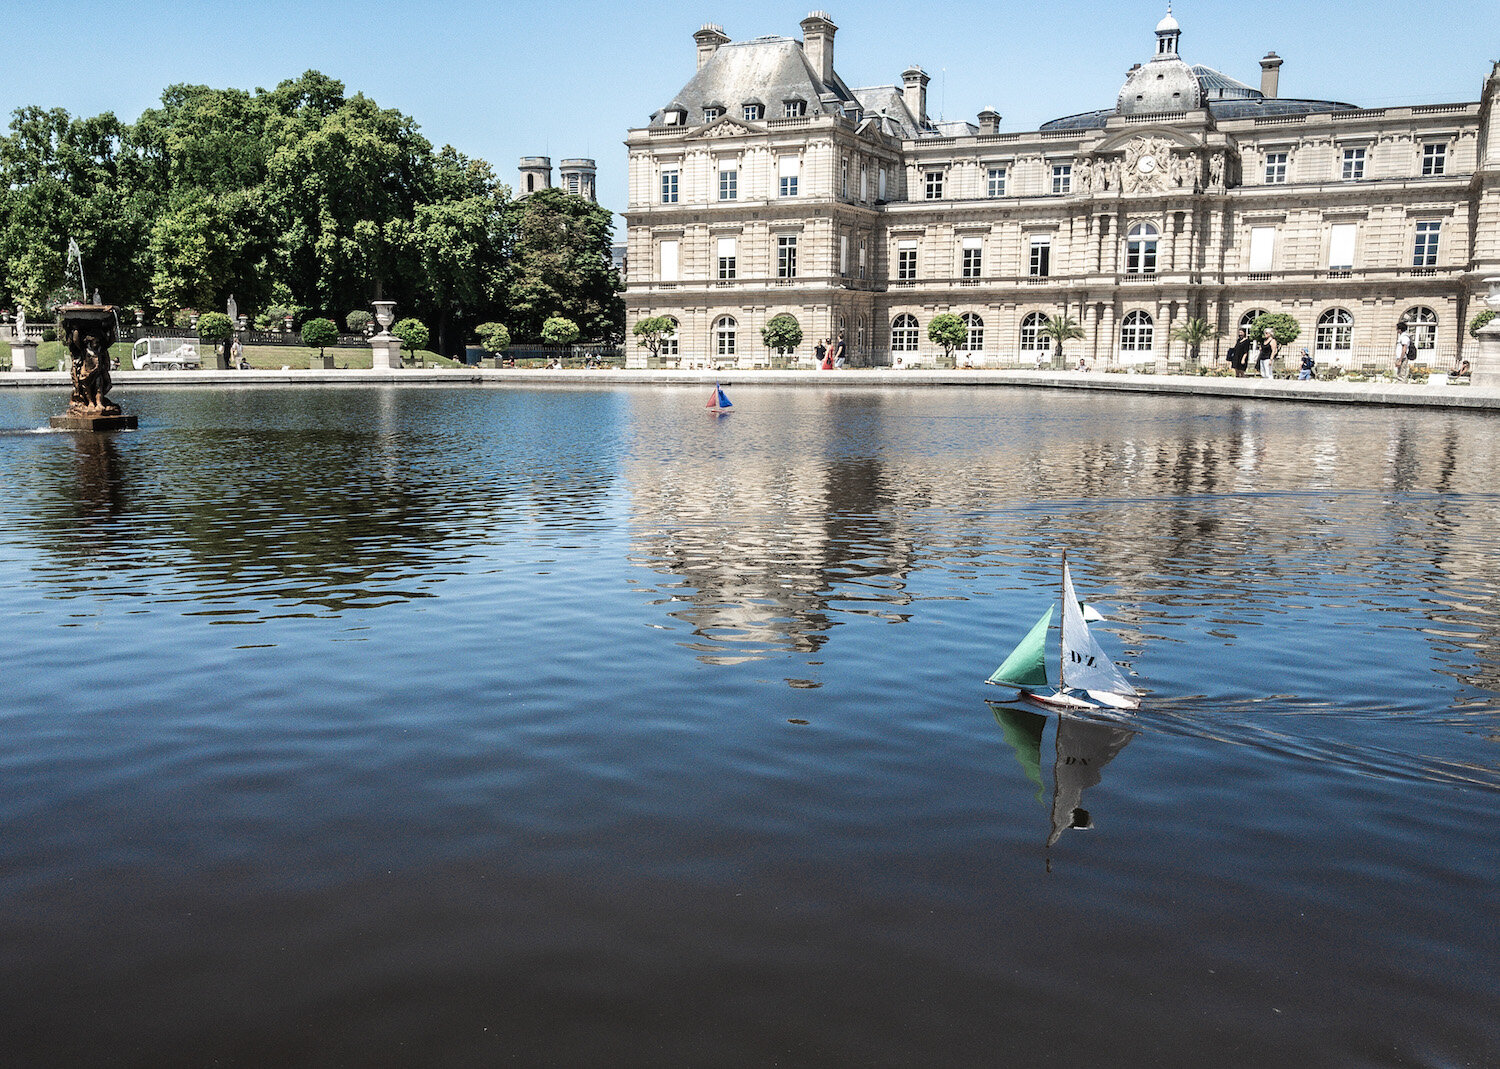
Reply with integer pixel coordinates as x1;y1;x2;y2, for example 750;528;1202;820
927;313;967;362
301;316;339;360
541;315;580;346
1249;312;1301;347
1170;317;1221;367
197;310;234;369
508;188;622;341
475;321;510;353
632;315;676;359
1038;313;1086;365
345;309;372;334
761;313;803;355
391;316;429;356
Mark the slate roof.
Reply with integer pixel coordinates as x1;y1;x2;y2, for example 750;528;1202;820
650;36;857;126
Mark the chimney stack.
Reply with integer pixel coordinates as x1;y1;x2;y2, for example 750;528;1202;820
694;24;729;71
902;65;930;125
1260;52;1283;99
800;12;837;85
977;107;1001;135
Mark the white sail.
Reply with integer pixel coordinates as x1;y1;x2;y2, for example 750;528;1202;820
1060;562;1136;701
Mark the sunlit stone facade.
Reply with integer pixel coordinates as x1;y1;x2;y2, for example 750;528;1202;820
624;10;1500;370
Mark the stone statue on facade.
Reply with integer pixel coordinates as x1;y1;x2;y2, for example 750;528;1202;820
1075;157;1093;194
1209;152;1225;188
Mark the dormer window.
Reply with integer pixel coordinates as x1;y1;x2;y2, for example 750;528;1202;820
742;103;763;121
783;99;807;118
703;107;722;123
663;109;686;126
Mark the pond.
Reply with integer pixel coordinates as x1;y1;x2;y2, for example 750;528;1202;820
0;383;1496;1067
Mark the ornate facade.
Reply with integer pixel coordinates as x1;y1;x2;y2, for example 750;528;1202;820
624;10;1500;370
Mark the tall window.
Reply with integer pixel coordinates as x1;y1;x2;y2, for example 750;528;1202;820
717;236;736;280
1422;143;1447;177
718;168;737;201
961;313;984;352
961;238;983;279
897;240;917;280
659;239;679;282
1248;227;1276;274
714;316;737;358
839;234;849;277
987;168;1007;197
925;171;944;199
858;241;867;279
1316;308;1353;353
878;168;887;200
783;99;806;118
1341;147;1366;180
660;317;679;356
860;164;869;201
1030;236;1051;277
777;235;798;278
1403;306;1438;352
841;158;849;198
1413;221;1441;267
1051;164;1073;194
1020;312;1051;352
1328;223;1357;273
891;314;919;352
1120;310;1154;353
1264;152;1288;184
660;169;679;203
1239;309;1268;333
742;103;763;121
778;157;799;197
1126;223;1159;274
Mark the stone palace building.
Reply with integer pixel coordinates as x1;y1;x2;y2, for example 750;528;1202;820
622;9;1500;370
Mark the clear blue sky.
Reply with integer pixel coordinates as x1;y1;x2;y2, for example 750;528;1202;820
3;0;1495;220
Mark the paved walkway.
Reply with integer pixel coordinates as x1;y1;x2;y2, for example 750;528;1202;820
5;366;1499;411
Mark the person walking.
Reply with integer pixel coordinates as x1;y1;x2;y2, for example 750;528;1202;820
1258;327;1278;379
1298;346;1314;380
1394;321;1415;382
1226;328;1252;377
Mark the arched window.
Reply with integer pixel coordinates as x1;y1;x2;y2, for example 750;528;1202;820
1126;223;1159;275
961;313;984;352
714;316;737;358
1239;308;1267;332
1020;312;1051;352
660;316;679;356
1120;310;1154;352
1403;306;1438;351
1315;308;1353;353
891;314;919;352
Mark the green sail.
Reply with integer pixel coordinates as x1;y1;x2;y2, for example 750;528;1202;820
988;605;1054;689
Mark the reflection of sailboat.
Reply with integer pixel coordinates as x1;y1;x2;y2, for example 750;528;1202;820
989;704;1137;847
707;383;732;415
986;553;1140;711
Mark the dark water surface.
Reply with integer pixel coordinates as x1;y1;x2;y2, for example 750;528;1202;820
0;384;1497;1068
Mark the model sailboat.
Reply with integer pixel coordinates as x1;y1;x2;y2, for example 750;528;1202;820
986;554;1140;711
707;383;733;415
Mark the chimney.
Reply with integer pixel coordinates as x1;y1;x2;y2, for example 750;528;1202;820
694;24;729;71
800;12;837;85
902;64;930;125
1260;52;1283;99
977;106;1001;135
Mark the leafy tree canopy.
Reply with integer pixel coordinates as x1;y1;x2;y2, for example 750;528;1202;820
1249;312;1301;346
761;313;802;354
475;321;511;352
927;313;967;356
391;316;429;353
540;315;580;346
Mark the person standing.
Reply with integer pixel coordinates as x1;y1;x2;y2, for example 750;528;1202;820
831;333;846;369
1298;346;1314;380
1226;328;1252;377
814;339;827;369
1258;327;1278;379
1394;321;1414;382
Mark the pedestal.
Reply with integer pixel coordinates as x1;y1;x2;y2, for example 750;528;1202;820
1473;322;1500;389
9;340;38;371
370;333;404;370
50;413;138;432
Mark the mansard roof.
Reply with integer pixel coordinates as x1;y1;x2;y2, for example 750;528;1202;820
650;35;857;127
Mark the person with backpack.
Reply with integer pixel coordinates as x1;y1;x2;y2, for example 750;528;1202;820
1394;320;1415;382
1298;347;1315;380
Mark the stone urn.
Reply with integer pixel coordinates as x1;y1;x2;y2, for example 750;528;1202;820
370;301;402;370
1473;277;1500;388
372;301;396;335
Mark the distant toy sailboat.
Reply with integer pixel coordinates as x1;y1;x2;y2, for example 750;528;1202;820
707;383;732;415
986;553;1141;711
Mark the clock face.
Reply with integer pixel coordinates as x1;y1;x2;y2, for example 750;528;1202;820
1137;156;1157;174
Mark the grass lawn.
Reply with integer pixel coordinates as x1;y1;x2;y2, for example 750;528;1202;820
2;340;458;372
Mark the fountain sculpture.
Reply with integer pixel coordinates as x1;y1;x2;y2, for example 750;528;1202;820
49;306;137;432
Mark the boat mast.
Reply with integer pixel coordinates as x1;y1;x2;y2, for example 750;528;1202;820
1059;549;1068;691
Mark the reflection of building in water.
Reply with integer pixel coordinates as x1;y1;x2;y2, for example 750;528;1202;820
991;704;1136;848
626;399;919;662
